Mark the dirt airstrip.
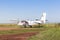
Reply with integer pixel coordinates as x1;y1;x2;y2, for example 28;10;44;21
0;27;38;40
0;27;18;30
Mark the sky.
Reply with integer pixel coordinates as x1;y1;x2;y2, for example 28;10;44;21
0;0;60;23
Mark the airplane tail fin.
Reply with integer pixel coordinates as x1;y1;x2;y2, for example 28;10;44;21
40;12;46;23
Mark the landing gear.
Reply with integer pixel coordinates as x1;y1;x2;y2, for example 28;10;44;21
23;25;32;28
29;25;32;28
23;24;26;28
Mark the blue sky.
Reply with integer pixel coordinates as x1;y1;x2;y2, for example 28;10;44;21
0;0;60;23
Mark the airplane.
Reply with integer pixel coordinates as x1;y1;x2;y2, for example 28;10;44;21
17;12;47;28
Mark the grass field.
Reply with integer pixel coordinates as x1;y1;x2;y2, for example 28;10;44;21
0;23;60;40
28;23;60;40
0;28;43;35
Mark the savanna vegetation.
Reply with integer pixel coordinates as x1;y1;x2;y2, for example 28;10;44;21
28;23;60;40
0;23;60;40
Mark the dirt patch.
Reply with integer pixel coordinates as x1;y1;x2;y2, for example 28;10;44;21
0;32;38;40
0;27;40;30
0;27;18;30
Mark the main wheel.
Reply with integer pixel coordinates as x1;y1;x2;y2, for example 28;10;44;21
29;25;32;28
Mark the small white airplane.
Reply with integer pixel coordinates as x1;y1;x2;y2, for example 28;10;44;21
17;12;46;27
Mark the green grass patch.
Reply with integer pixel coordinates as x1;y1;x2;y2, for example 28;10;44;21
28;27;60;40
